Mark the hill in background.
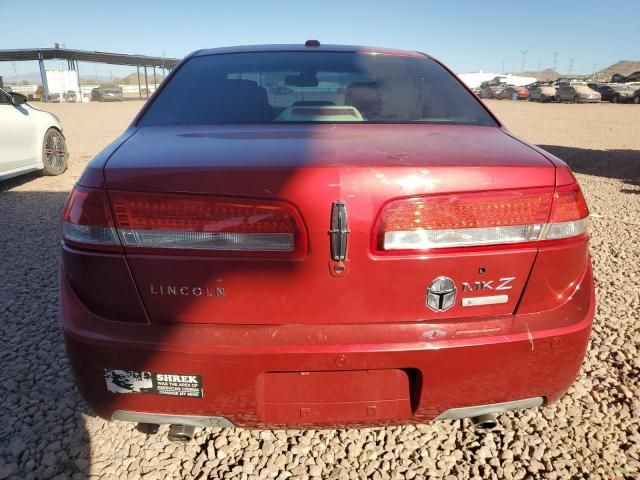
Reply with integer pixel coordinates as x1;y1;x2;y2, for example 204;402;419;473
119;72;164;85
518;60;639;82
518;68;559;82
596;60;640;79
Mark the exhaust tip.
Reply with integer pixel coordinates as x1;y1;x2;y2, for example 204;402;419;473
136;423;159;435
168;424;195;442
470;413;498;431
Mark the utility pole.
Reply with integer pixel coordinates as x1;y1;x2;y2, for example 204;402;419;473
568;58;574;76
520;50;529;75
501;56;505;74
552;51;558;80
592;63;597;82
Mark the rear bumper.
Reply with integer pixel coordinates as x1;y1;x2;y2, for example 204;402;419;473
61;265;594;428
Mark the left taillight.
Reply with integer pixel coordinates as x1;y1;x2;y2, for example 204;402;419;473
62;186;122;251
63;188;307;256
109;191;307;257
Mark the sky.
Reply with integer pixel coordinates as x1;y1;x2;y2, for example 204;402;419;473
0;0;637;80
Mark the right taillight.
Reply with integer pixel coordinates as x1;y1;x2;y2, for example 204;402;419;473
375;183;589;253
544;182;589;240
62;187;307;257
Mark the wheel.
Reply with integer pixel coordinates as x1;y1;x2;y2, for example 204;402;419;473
540;94;546;102
556;96;561;103
612;95;618;104
634;96;640;105
573;96;580;104
42;128;68;176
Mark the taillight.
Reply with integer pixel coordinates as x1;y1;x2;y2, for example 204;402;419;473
109;191;306;256
62;186;121;251
62;188;306;256
376;183;588;252
545;183;589;240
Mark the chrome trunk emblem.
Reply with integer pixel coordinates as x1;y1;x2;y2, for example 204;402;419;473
329;201;349;261
426;276;457;312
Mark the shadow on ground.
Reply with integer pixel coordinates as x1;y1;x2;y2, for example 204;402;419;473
0;188;92;479
539;145;640;193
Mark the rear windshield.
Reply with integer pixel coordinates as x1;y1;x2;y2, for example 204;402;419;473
139;52;497;126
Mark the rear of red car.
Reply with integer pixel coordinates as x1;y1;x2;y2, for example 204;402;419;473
60;45;593;431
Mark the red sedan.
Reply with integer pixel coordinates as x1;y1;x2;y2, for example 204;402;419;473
60;42;593;440
496;86;530;100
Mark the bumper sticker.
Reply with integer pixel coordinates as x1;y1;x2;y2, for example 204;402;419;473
104;369;203;398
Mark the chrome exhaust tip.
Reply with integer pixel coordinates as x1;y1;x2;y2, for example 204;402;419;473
168;424;195;442
470;413;498;430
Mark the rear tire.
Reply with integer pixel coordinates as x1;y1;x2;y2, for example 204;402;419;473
42;128;68;176
540;94;546;102
556;96;561;103
573;96;580;104
612;95;618;104
634;96;640;105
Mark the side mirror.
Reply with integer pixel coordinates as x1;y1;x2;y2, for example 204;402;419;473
10;92;28;106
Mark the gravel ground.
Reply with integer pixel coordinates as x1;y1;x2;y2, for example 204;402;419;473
0;100;638;480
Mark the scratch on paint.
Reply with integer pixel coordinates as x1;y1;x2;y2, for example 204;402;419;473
525;320;534;351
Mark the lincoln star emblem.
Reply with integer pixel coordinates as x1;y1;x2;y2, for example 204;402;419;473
329;201;349;261
426;277;457;312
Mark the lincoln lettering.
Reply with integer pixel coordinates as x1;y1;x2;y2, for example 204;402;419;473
149;285;224;297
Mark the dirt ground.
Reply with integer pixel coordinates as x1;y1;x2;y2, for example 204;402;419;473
0;99;638;480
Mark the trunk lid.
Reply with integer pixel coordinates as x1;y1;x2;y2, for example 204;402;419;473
104;124;555;324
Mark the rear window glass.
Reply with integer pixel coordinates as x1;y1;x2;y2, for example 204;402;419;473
139;52;497;126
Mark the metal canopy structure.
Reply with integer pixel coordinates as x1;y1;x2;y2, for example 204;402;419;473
0;48;181;102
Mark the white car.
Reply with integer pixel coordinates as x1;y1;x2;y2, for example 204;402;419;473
0;88;68;181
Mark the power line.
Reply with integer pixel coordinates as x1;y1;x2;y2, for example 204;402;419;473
520;50;529;75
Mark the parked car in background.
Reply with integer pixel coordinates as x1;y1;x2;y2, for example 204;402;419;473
625;71;640;83
555;84;600;103
479;86;500;99
49;92;62;103
496;86;529;100
64;90;78;103
60;43;594;438
626;82;640;104
91;86;124;102
597;84;636;103
528;85;556;102
610;72;640;84
0;88;68;181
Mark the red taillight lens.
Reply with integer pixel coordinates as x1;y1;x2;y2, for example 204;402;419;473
545;183;589;240
109;191;306;256
549;183;589;222
376;183;589;252
62;186;121;251
377;188;554;251
381;189;553;231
